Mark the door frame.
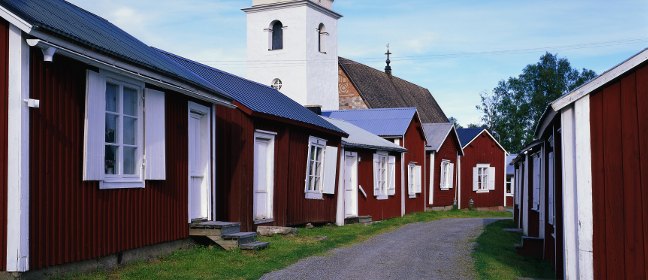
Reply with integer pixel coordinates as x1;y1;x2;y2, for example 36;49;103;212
253;129;276;222
187;101;213;222
344;151;358;218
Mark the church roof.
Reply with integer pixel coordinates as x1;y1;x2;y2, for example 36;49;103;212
338;56;448;123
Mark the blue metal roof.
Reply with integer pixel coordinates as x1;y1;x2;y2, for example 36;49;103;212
456;128;484;147
159;50;345;134
322;108;417;137
1;0;229;99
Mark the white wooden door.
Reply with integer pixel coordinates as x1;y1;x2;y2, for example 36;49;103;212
253;131;275;221
188;103;211;222
344;152;358;218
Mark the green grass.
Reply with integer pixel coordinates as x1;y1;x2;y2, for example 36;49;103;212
63;210;511;280
473;219;556;280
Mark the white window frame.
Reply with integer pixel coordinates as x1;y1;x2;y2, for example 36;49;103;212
439;160;454;190
100;74;145;189
374;152;389;200
532;153;541;210
505;175;514;196
254;130;276;221
408;163;422;198
475;164;489;192
305;136;327;199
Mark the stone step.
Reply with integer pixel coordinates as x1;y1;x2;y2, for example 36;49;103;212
240;241;270;251
222;232;258;245
345;215;372;225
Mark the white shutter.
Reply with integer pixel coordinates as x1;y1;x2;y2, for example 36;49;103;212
415;165;422;194
439;162;446;189
83;70;106;181
322;146;338;194
388;156;396;195
472;167;478;191
407;165;414;196
144;88;166;180
373;154;380;196
488;167;496;190
448;163;455;189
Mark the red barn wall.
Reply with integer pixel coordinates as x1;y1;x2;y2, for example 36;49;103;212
28;54;194;269
0;18;8;272
427;133;461;207
403;117;426;214
505;196;513;207
355;149;402;221
459;132;505;208
216;106;340;230
590;62;648;280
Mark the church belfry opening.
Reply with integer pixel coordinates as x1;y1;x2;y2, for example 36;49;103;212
270;20;283;50
318;23;327;53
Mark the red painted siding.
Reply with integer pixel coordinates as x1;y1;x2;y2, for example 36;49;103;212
590;62;648;279
427;132;461;207
216;106;340;231
459;132;505;208
0;18;8;272
505;196;513;207
355;150;402;221
28;54;191;269
403;117;426;214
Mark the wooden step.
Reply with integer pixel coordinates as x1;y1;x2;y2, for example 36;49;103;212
222;232;258;246
345;215;372;225
189;221;240;237
240;241;270;251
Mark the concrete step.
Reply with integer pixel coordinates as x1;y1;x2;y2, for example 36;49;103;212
240;241;270;251
222;232;258;245
345;215;372;225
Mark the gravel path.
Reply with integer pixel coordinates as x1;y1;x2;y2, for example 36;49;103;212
261;218;504;280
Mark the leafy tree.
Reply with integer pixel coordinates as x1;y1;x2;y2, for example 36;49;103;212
478;52;597;153
448;117;461;128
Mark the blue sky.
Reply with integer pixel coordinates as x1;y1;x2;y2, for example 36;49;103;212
68;0;648;125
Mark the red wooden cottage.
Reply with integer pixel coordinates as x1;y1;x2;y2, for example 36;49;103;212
456;128;507;210
162;51;347;232
323;117;407;224
422;123;463;210
0;0;240;273
322;108;427;215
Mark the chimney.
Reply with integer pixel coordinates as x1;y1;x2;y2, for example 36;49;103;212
385;44;392;76
305;105;322;115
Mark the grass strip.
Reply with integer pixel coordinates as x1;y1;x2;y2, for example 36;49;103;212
64;209;511;280
473;219;556;280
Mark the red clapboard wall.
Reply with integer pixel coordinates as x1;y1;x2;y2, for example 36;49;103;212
590;62;648;280
428;132;461;207
28;54;193;269
0;18;9;272
404;117;426;214
459;132;505;209
356;150;402;221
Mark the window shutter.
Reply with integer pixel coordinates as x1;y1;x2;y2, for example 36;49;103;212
439;162;446;189
488;167;496;190
415;166;422;194
448;163;455;189
472;167;478;191
388;156;396;195
144;88;166;180
373;154;380;196
83;70;106;181
408;165;414;196
322;146;338;194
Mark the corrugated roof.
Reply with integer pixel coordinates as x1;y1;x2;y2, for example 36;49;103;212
1;0;229;99
422;123;454;151
323;117;406;153
338;56;448;123
159;50;345;134
322;108;417;137
456;128;484;148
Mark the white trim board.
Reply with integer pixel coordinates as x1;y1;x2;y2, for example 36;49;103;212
0;6;32;33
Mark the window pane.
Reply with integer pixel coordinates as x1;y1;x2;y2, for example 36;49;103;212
106;83;118;112
105;145;117;174
310;146;317;161
123;87;138;116
123;147;137;175
105;114;118;143
123;116;137;145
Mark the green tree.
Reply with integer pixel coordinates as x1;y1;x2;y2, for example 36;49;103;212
478;52;596;153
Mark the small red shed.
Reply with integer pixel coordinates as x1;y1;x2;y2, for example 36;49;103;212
422;123;463;209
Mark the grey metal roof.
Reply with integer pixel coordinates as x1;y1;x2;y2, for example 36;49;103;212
506;154;517;175
1;0;229;100
323;117;406;153
322;108;417;137
159;50;345;135
422;123;453;151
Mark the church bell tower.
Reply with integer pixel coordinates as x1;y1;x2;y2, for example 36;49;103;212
243;0;342;110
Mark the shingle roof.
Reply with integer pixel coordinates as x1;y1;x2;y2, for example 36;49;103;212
1;0;228;99
338;57;448;123
456;128;484;148
323;117;406;153
159;50;345;135
422;123;460;153
322;108;417;137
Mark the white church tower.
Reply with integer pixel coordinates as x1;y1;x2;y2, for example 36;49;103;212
243;0;342;110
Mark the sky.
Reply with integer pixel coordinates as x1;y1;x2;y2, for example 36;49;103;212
68;0;648;125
